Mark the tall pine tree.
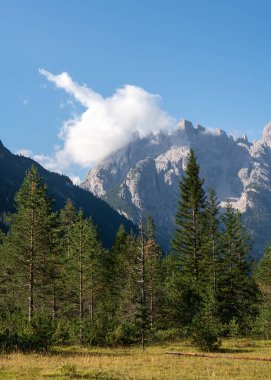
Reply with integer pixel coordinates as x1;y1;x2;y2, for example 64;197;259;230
4;166;53;321
171;149;206;322
217;202;259;332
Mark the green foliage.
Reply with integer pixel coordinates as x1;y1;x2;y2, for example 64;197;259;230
52;320;78;345
189;287;224;351
190;313;223;352
0;155;264;352
106;323;138;346
253;244;271;339
2;166;54;321
172;149;206;286
0;314;54;352
0;141;135;249
217;203;260;332
153;328;187;343
227;318;239;339
202;188;222;295
252;307;271;339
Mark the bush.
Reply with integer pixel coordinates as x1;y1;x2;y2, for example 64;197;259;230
251;307;271;339
106;323;138;346
0;315;54;352
191;312;223;352
227;318;239;339
52;319;78;345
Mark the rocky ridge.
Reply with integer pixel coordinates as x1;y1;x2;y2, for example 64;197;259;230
82;120;271;257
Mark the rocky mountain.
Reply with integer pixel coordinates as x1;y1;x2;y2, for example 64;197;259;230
82;120;271;257
0;140;135;247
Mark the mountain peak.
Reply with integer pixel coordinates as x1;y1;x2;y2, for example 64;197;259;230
262;122;271;145
83;121;271;257
195;124;205;133
236;134;249;145
175;119;195;135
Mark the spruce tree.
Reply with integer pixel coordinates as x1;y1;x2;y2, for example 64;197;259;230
172;149;206;284
46;212;62;320
171;149;206;322
111;225;138;324
203;188;221;295
136;215;149;350
65;209;107;343
145;215;163;328
217;202;259;331
58;200;78;318
254;244;271;338
4;166;53;321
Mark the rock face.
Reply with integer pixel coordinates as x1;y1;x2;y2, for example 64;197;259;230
82;120;271;257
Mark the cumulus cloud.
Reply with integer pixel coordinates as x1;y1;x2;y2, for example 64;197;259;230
38;69;175;170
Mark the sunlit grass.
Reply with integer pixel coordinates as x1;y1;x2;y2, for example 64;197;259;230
1;340;271;379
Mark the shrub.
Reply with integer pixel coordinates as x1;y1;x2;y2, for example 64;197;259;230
0;314;54;352
106;323;138;346
190;312;223;352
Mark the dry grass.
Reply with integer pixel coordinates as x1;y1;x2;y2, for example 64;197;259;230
1;340;271;379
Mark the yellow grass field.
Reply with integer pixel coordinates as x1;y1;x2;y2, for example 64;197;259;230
1;339;271;379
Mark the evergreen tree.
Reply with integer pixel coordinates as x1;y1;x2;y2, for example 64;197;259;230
171;149;206;323
217;202;259;331
58;200;78;318
70;210;102;341
135;215;148;350
254;244;271;338
145;215;163;328
3;166;53;320
203;188;221;295
111;225;138;324
172;149;206;284
46;212;63;320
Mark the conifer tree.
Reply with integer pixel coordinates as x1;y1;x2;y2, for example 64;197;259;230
171;149;206;322
46;212;62;320
111;225;138;324
217;202;259;331
136;215;148;350
254;244;271;338
203;188;221;295
4;166;53;321
58;200;78;318
172;149;206;285
145;215;163;328
66;209;107;342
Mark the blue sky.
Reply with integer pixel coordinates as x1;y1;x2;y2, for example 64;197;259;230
1;0;271;180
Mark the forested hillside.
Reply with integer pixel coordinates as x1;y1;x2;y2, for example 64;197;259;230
0;140;134;247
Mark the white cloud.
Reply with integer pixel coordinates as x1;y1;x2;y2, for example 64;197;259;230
32;154;59;172
70;176;82;186
39;69;176;170
16;149;82;185
22;99;29;106
17;148;32;157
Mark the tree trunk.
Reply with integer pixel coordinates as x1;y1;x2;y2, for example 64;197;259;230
28;204;35;322
79;227;83;343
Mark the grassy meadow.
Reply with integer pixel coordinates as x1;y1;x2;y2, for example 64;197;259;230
1;340;271;379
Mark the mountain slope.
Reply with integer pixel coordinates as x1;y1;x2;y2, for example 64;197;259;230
82;120;271;257
0;140;135;247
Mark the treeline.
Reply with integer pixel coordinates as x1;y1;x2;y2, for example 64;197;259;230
0;149;270;352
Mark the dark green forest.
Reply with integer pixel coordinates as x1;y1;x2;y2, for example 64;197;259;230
0;149;271;352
